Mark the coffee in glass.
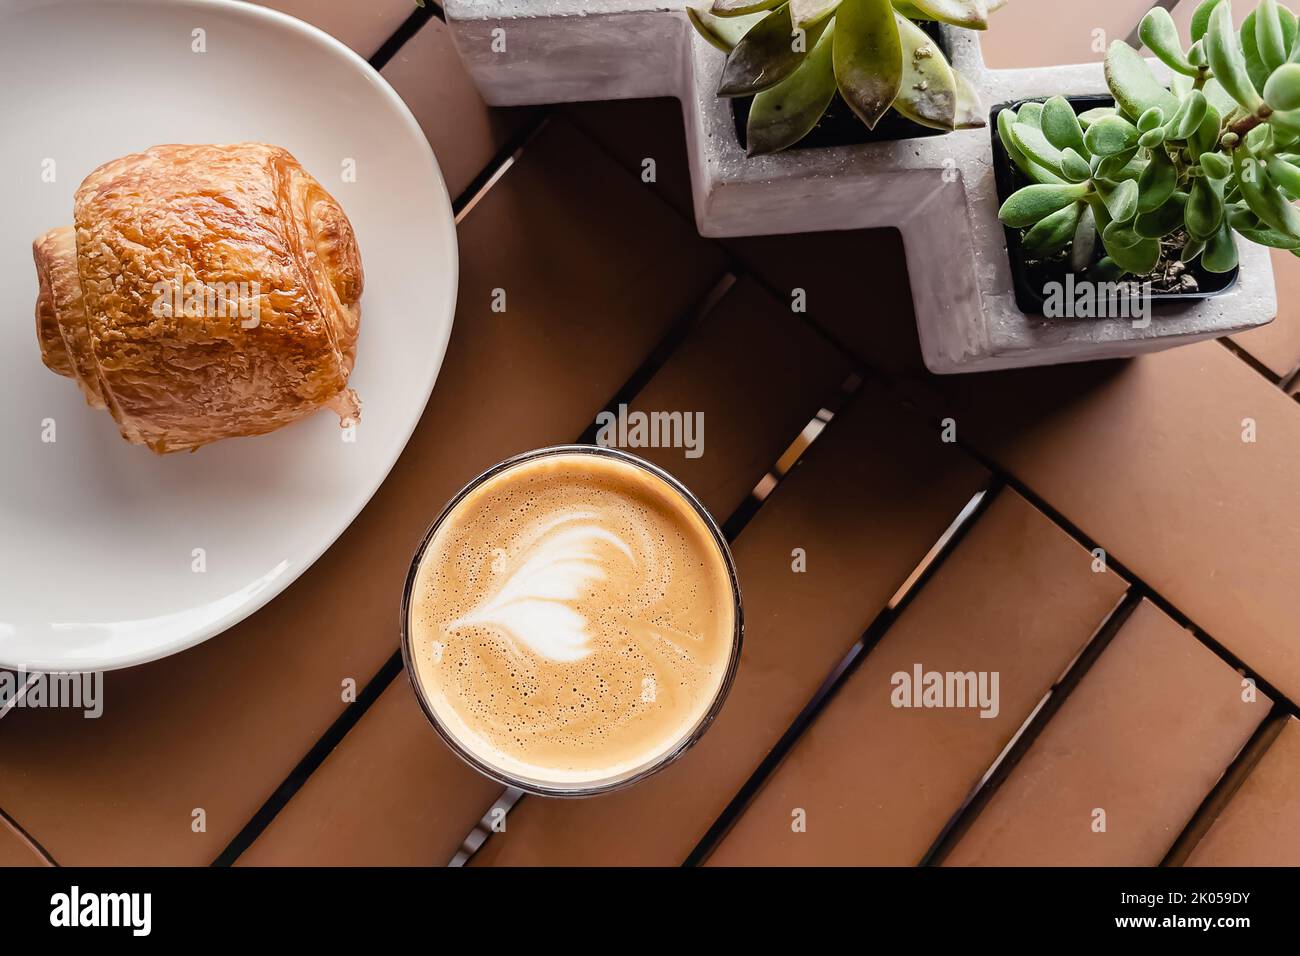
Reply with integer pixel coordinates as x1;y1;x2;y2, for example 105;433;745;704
401;446;743;796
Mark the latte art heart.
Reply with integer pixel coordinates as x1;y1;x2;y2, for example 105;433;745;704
408;452;736;787
448;514;643;664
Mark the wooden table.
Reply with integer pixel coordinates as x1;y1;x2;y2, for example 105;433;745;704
2;0;1299;868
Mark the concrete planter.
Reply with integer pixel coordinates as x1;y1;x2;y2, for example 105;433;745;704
444;1;1277;373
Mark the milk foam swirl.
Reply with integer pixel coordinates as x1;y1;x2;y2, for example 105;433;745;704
448;512;641;664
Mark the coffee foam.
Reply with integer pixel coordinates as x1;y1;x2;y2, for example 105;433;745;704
409;452;736;787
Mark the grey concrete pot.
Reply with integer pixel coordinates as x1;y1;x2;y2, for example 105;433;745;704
444;1;1277;373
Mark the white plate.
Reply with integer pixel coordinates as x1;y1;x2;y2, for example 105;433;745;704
0;0;458;671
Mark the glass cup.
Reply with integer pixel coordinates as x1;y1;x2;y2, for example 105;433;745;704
400;445;744;797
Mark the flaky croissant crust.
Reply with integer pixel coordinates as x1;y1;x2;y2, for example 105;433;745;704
33;143;363;453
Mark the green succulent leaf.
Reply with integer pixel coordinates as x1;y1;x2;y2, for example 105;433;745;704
1265;62;1300;111
1090;256;1125;281
1105;231;1162;274
1266;153;1300;197
1207;1;1266;112
1181;236;1208;261
720;5;828;96
1137;106;1165;133
1257;0;1291;70
1135;191;1190;238
1200;151;1233;178
1235;222;1300;247
1071;203;1099;271
1015;101;1045;128
1023;201;1083;256
712;0;785;14
1100;178;1140;222
1248;120;1277;152
1060;147;1093;183
906;0;989;29
688;6;767;51
1238;155;1300;236
999;183;1090;228
1187;175;1226;238
1191;0;1229;43
747;22;838;153
1228;201;1257;224
1203;220;1240;272
1078;106;1118;127
1104;40;1179;120
1084;115;1140;156
1097;148;1143;181
833;0;903;129
1166;89;1209;141
1277;127;1300;149
1202;75;1243;117
1138;149;1177;211
1188;102;1224;159
1013;122;1066;174
1040;96;1087;152
1241;10;1284;94
1247;1;1298;82
790;0;841;26
1270;107;1300;135
1140;7;1198;76
999;109;1066;184
1102;219;1143;249
1140;127;1166;149
890;13;957;129
1090;193;1113;235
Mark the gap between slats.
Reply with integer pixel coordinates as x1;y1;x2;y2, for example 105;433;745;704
921;590;1142;866
1161;707;1291;866
685;481;1000;866
889;395;1300;725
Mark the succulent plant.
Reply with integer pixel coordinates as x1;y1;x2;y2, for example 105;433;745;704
688;0;1007;155
998;0;1300;284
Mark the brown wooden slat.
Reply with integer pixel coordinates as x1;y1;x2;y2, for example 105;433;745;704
0;818;47;867
728;233;922;374
563;98;695;221
944;600;1270;866
978;0;1156;69
725;230;926;374
621;277;855;517
1231;251;1300;381
471;382;990;866
706;489;1128;866
237;679;501;866
249;0;414;58
907;341;1300;706
381;15;540;202
1185;717;1300;866
237;276;852;864
0;120;727;866
560;98;926;374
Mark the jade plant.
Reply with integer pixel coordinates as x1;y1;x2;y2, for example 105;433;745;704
998;0;1300;285
688;0;1008;155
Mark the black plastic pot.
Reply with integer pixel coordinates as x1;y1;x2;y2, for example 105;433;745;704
990;94;1240;317
732;20;948;152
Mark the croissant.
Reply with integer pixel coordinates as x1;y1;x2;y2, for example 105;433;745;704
33;143;363;453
